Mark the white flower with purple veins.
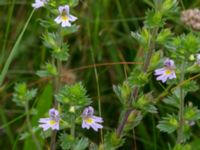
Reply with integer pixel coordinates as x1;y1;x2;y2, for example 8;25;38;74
54;5;77;27
32;0;48;9
81;106;103;132
154;58;176;83
39;108;60;131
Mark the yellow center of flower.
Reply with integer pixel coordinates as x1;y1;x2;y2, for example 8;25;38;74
61;15;69;21
61;11;69;21
85;118;93;124
165;69;172;75
49;120;56;125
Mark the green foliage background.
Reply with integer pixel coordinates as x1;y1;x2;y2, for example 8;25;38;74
1;0;200;150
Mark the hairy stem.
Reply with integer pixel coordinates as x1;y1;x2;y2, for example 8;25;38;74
25;102;41;150
50;26;63;149
177;62;185;144
116;28;158;137
50;59;62;150
71;116;75;138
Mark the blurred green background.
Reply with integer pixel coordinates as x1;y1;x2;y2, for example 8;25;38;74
1;0;200;149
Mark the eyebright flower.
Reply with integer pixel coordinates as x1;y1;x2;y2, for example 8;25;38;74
39;108;60;131
81;106;103;132
154;58;176;83
32;0;48;9
54;5;77;27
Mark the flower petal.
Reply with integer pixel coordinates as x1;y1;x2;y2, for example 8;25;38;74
54;16;62;24
69;15;77;22
61;21;71;27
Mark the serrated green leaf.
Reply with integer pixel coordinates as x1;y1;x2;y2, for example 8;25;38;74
156;28;173;44
12;83;37;107
73;138;89;150
113;81;131;106
55;82;91;107
144;10;164;28
104;132;125;150
157;114;178;133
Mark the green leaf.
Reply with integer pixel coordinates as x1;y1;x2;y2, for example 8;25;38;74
182;80;199;93
173;144;191;150
60;133;75;150
43;32;70;61
36;62;58;77
149;50;163;71
56;82;91;107
52;43;69;61
128;67;149;87
131;28;151;50
125;110;144;131
60;24;79;36
113;81;131;106
133;93;157;113
144;10;164;28
12;83;37;107
156;28;173;44
163;93;180;108
183;123;192;142
182;33;200;54
157;114;178;133
104;132;125;150
73;138;89;150
160;0;179;16
59;133;89;150
184;105;200;121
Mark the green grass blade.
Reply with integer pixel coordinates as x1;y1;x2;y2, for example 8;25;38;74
0;9;35;86
0;0;16;65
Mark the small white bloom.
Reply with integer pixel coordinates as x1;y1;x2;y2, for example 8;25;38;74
154;58;176;83
32;0;48;9
38;108;60;131
54;5;77;27
81;106;103;132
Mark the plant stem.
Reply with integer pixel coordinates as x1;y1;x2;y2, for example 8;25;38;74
50;59;62;150
50;26;63;149
71;116;75;138
0;9;35;86
25;102;41;150
116;28;158;137
90;48;104;145
177;62;185;144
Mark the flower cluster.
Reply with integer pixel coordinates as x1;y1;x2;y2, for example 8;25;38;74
181;8;200;30
34;0;102;134
154;58;176;83
39;108;60;131
39;106;103;132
